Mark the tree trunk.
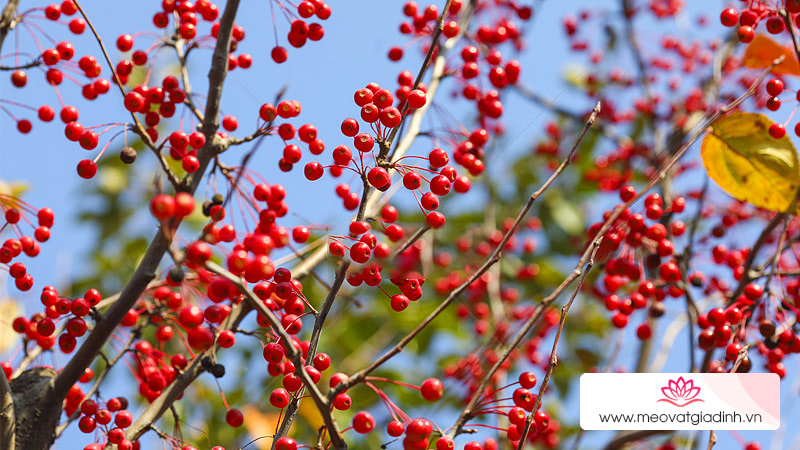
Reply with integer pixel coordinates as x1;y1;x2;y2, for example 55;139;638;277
11;368;60;450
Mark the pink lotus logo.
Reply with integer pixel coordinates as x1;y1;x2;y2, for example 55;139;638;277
657;377;704;407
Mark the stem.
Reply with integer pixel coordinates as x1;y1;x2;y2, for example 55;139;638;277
707;430;717;450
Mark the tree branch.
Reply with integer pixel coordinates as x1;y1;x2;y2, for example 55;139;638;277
0;0;19;52
0;371;15;450
602;430;670;450
333;104;602;404
123;301;250;444
516;240;600;448
205;261;346;449
52;0;241;402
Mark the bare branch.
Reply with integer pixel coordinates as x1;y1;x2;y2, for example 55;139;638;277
0;59;40;70
516;240;601;447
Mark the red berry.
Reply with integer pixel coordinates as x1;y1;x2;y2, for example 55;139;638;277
766;79;784;96
720;8;738;27
518;372;537;389
407;89;427;108
150;194;176;220
769;123;786;139
226;408;244;427
10;70;27;88
426;211;446;229
352;411;375;434
738;25;754;43
420;378;443;401
743;283;763;301
117;34;134;51
272;46;288;63
77;160;97;179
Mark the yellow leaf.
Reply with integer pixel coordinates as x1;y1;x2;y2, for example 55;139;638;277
0;298;21;353
0;180;30;202
701;112;800;212
743;35;800;76
241;405;280;450
297;398;325;432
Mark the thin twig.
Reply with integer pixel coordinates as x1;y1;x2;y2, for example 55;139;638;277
173;39;204;122
514;84;629;147
0;58;39;70
707;430;717;450
393;225;431;258
516;240;601;448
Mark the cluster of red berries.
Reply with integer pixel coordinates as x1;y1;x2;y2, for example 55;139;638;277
305;81;466;230
720;1;800;44
3;0;262;181
587;190;687;335
270;0;330;64
1;200;54;291
75;397;137;449
152;0;221;41
389;1;463;61
757;76;800;142
345;81;425;142
698;281;800;379
11;286;99;354
718;0;800;141
256;100;326;172
149;192;196;220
